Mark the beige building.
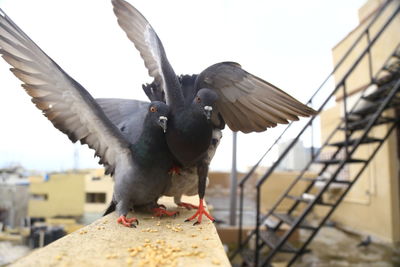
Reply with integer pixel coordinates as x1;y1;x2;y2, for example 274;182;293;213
319;0;400;243
29;169;114;221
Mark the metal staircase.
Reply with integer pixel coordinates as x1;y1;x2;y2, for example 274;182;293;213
230;0;400;266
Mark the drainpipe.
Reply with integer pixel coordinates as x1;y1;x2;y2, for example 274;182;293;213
229;131;238;226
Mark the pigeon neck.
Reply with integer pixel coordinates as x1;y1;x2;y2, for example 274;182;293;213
131;128;169;167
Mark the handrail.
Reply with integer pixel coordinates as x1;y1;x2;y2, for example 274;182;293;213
256;0;399;188
237;0;393;188
232;0;399;262
256;2;400;265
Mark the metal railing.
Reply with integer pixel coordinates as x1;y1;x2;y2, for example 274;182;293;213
231;0;400;264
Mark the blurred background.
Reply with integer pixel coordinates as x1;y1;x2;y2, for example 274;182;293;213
1;0;400;266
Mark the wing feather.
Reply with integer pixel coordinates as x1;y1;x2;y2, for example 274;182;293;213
112;0;183;108
196;62;317;132
0;9;133;175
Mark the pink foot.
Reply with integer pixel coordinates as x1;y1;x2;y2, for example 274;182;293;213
178;202;199;210
117;215;139;228
152;208;179;218
184;198;215;225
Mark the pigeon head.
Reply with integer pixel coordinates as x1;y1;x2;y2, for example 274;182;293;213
192;88;218;120
147;101;170;133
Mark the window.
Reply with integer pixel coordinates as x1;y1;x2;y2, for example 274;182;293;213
31;194;48;201
85;193;106;203
91;176;101;181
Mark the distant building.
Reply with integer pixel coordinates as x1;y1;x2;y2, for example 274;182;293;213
29;169;113;224
0;166;29;229
276;139;313;171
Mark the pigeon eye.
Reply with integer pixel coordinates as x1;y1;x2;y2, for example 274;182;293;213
150;106;157;112
196;96;201;103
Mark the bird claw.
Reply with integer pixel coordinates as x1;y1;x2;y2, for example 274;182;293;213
117;215;139;228
152;208;179;218
177;202;199;210
184;199;214;225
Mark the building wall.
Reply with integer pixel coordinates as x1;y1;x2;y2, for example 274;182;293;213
259;171;317;214
319;0;400;243
321;105;400;242
28;172;85;218
333;0;400;99
84;169;114;213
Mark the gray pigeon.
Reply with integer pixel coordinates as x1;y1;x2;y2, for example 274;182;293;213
0;9;175;227
112;0;317;224
96;97;222;212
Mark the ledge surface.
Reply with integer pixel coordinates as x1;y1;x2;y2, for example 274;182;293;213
12;196;230;267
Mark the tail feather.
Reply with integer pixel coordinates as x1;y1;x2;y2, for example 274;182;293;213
103;201;116;216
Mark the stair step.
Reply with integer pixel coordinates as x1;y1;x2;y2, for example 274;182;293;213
272;213;316;230
349;94;399;117
362;79;400;101
315;158;367;164
382;62;400;74
259;229;298;253
375;72;400;86
240;249;267;266
349;102;381;116
328;137;383;147
340;116;397;131
301;177;353;185
286;194;334;207
382;60;400;73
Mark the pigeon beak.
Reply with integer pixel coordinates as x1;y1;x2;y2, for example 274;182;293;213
204;106;213;120
158;116;168;133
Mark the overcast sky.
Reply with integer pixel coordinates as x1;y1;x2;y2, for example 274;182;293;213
0;0;366;172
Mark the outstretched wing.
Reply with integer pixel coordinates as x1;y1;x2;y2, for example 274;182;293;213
195;62;317;133
0;9;132;175
96;98;150;144
112;0;183;108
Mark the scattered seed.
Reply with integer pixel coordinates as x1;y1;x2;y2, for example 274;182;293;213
54;255;62;261
212;259;221;265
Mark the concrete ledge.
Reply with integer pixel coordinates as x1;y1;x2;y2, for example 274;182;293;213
11;196;230;267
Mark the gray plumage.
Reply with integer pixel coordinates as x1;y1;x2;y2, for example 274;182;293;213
96;99;223;208
0;9;173;225
163;129;222;207
111;0;317;223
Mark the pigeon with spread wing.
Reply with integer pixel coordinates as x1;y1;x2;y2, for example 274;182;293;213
112;0;317;224
0;8;176;227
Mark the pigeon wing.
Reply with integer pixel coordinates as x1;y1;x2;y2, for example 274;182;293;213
195;62;317;133
0;9;133;175
96;98;149;144
96;98;148;128
112;0;183;108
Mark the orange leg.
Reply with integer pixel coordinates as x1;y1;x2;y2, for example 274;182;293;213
152;208;179;218
184;198;215;225
117;215;139;228
178;202;199;210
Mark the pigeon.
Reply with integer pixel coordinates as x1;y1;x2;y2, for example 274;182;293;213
0;9;176;228
96;96;223;212
111;0;317;224
357;236;372;248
